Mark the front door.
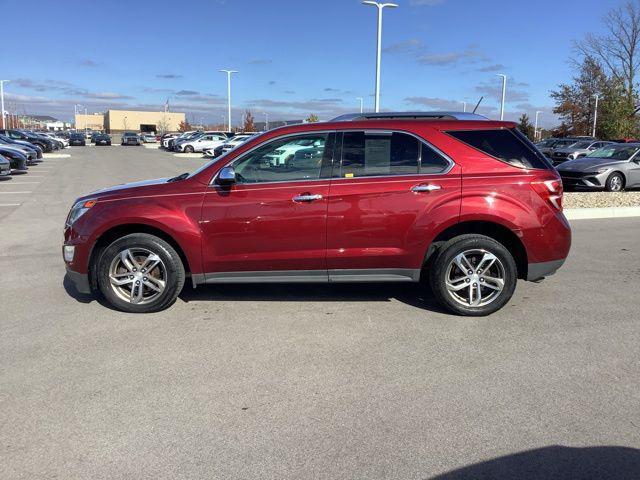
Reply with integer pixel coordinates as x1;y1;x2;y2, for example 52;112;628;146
326;130;461;281
199;132;334;280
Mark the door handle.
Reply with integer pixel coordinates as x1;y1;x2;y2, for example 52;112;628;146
293;193;323;202
411;184;442;193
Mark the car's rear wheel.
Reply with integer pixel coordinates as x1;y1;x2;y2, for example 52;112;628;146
429;234;517;316
184;145;194;153
96;233;185;313
605;172;624;192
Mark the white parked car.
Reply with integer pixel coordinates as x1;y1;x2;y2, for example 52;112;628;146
204;133;256;157
176;133;228;153
264;138;323;166
42;132;69;148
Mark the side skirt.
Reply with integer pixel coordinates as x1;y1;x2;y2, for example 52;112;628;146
195;269;421;285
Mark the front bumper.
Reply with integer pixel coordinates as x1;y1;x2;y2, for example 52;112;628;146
65;265;91;294
559;171;609;189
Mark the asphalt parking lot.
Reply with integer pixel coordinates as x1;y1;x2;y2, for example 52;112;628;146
1;145;639;479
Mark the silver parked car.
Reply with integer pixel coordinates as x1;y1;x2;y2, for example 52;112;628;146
550;140;613;165
557;143;640;191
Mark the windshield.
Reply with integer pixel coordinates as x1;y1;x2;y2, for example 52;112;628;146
587;145;640;160
572;141;593;149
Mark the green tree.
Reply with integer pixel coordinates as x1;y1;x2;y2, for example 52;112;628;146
551;57;608;136
517;113;535;140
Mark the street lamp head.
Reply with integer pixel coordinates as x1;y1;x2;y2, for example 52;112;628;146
362;1;398;8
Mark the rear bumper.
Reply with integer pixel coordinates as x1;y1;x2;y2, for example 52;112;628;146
65;266;91;294
527;258;566;281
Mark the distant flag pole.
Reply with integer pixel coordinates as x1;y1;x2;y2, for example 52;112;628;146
165;98;169;113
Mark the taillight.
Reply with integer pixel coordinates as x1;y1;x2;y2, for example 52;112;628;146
531;177;563;211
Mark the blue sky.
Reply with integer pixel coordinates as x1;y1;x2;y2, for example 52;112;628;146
1;0;620;127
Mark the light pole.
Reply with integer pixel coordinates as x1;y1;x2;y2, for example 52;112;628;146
496;74;507;121
220;69;238;132
534;111;542;141
462;101;467;113
362;1;398;113
74;104;83;130
0;80;9;129
356;97;364;113
263;112;269;131
84;108;88;136
592;94;599;138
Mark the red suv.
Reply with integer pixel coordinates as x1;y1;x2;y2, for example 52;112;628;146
63;112;571;316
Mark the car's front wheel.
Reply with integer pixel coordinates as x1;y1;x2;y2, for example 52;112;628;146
184;145;194;153
96;233;185;313
429;234;517;316
605;172;624;192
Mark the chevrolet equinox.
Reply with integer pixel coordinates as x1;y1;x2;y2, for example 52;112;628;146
63;112;571;316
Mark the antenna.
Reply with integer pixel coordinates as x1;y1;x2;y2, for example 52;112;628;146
472;96;483;114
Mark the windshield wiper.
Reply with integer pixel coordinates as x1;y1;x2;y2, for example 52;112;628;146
167;172;189;183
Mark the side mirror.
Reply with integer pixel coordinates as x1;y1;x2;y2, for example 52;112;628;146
216;166;237;185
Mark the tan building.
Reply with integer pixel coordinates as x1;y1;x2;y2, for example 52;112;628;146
74;113;105;131
74;109;185;134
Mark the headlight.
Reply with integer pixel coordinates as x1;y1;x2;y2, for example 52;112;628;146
67;199;96;225
596;167;611;174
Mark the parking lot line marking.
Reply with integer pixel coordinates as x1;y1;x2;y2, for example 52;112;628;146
0;191;32;194
0;203;20;206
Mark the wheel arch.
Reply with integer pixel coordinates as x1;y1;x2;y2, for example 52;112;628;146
88;223;192;290
424;220;528;280
607;170;626;189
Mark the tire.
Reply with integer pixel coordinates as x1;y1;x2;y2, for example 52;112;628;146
184;145;194;153
96;233;185;313
429;234;517;316
605;172;624;192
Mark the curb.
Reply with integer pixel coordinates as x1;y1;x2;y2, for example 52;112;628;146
564;207;640;220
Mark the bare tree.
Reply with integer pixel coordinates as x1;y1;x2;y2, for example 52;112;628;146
157;115;170;134
576;0;640;103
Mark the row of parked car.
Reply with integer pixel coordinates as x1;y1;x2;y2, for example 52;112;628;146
535;137;640;192
159;131;258;157
0;129;57;177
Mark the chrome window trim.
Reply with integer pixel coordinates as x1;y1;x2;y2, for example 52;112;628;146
209;128;455;187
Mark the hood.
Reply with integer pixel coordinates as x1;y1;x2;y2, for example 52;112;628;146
87;177;171;198
0;144;28;156
557;157;626;171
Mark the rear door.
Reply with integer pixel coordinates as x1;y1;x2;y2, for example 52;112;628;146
326;130;461;281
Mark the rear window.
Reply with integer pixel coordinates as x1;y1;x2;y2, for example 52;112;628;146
447;128;552;170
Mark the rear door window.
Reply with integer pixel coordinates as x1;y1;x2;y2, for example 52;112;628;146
446;128;552;170
339;131;449;178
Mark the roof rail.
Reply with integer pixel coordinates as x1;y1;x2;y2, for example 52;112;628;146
329;111;490;122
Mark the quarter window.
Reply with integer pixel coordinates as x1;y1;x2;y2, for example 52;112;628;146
339;131;449;178
447;128;552;170
232;133;327;184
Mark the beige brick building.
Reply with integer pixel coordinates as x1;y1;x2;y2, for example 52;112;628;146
74;110;185;134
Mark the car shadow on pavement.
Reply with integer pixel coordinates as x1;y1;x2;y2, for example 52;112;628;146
179;281;450;314
427;445;640;480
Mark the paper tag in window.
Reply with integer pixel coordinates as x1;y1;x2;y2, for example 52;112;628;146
345;173;354;178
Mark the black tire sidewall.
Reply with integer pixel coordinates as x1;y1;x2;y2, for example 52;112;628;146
96;233;185;313
429;235;517;316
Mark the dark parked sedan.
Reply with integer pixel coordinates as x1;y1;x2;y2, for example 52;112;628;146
557;144;640;191
94;134;112;146
0;129;55;152
69;133;86;146
0;146;28;171
0;154;11;177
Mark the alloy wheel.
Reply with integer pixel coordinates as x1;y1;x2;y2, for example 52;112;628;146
108;248;167;304
609;175;623;192
445;249;505;307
